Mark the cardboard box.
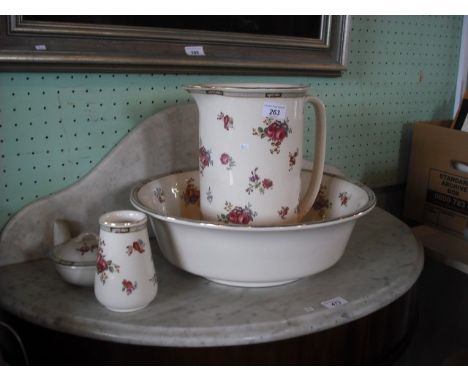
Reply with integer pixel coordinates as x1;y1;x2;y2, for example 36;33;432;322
404;121;468;239
412;225;468;274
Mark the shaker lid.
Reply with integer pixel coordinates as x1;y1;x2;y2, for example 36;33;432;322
99;210;147;233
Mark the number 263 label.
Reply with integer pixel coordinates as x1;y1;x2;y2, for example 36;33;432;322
263;102;287;120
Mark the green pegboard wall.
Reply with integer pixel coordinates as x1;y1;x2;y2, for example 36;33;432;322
0;15;463;228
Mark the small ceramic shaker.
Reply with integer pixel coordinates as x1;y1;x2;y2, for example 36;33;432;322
94;210;158;312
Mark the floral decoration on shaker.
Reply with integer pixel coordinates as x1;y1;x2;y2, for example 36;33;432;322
246;167;273;195
96;239;120;284
252;117;292;154
219;153;236;170
182;177;200;206
217;202;258;225
217;112;234;131
126;239;146;255
122;279;137;295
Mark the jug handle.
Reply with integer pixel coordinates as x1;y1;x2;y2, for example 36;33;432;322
298;96;327;221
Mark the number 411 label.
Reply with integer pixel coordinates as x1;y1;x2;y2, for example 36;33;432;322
263;102;287;121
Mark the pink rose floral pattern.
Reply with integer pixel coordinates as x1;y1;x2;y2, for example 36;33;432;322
288;149;299;172
217;112;234;130
339;192;351;206
126;239;145;255
199;142;213;176
122;279;137;295
218;202;258;225
252;117;292;154
76;241;98;256
278;206;289;220
96;239;121;284
246;167;273;195
182;177;200;206
219;153;236;170
96;238;156;297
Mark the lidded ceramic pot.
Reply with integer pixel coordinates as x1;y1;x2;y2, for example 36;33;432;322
49;223;99;287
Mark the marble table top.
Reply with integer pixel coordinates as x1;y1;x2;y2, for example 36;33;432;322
0;207;423;347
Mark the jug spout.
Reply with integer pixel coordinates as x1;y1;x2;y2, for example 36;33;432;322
184;85;215;109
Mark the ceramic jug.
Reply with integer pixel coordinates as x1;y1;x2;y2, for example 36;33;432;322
185;83;326;226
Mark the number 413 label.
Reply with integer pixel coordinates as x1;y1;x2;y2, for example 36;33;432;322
321;296;349;309
263;102;287;121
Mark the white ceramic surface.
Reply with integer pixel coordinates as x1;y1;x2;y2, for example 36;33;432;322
185;83;326;226
94;210;158;312
130;170;376;287
49;231;99;287
53;263;96;287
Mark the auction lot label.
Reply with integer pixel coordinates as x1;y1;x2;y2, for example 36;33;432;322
426;169;468;215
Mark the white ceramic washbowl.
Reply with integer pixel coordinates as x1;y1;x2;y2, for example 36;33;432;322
130;169;376;287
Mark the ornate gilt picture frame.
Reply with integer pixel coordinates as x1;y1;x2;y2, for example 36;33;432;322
0;15;350;76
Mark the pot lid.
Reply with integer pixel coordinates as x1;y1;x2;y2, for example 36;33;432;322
50;232;98;266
